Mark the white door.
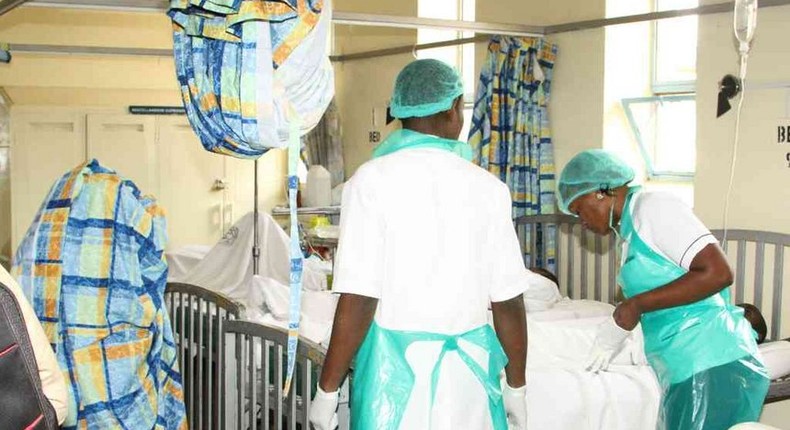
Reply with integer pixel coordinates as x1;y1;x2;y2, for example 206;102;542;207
10;112;86;251
157;116;226;249
223;149;287;235
86;114;158;196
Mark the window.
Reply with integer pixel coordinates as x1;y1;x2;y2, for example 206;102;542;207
653;0;698;93
622;95;696;180
417;0;476;140
623;0;698;180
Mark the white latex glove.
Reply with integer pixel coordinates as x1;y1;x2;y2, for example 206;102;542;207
585;316;632;373
503;383;527;430
309;386;339;430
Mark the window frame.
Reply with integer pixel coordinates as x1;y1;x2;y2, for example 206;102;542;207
627;0;698;182
621;94;696;181
417;0;476;102
651;0;698;94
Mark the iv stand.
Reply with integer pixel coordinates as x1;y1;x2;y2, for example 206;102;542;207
252;159;260;276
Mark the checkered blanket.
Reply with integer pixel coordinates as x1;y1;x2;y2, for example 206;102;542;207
12;160;187;430
169;0;333;159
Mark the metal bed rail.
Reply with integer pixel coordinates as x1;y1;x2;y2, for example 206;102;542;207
517;215;790;403
165;282;243;430
766;375;790;404
711;229;790;341
516;215;790;340
515;214;618;303
224;320;350;430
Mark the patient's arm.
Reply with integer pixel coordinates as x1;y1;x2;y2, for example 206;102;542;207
615;244;733;330
492;294;527;387
318;293;378;392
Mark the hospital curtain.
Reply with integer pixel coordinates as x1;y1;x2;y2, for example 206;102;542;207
468;36;558;268
301;99;345;187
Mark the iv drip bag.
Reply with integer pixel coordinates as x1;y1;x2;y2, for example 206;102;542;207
734;0;758;55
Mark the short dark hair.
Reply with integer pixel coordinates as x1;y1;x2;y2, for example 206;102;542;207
737;303;767;344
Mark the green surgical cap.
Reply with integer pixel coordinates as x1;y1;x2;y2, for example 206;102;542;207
557;149;635;215
390;59;464;119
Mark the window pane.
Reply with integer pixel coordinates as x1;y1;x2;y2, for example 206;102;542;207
655;15;698;85
654;99;695;172
624;97;695;175
656;0;697;11
418;0;458;20
462;41;475;100
460;106;474;142
417;0;476;100
417;45;460;70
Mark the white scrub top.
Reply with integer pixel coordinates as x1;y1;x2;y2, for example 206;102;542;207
333;147;530;429
623;191;718;269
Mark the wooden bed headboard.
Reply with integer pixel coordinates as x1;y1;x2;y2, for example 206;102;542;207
515;215;790;340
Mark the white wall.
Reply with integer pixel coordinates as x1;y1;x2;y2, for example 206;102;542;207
333;26;416;177
332;0;418;177
695;3;790;233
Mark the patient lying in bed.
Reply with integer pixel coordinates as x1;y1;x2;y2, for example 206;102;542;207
523;268;618;321
738;303;790;381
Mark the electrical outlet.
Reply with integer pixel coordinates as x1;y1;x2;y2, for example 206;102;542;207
369;131;381;143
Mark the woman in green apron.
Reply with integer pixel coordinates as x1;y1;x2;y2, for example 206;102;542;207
556;149;769;430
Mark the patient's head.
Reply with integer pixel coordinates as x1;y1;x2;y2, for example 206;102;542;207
738;303;767;344
529;267;559;288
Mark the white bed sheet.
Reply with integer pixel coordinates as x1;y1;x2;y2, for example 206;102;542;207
527;365;660;430
523;311;659;430
166;245;211;283
167;212;328;313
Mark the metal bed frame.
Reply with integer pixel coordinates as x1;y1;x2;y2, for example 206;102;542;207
164;282;352;430
515;214;790;404
165;282;243;430
223;320;351;430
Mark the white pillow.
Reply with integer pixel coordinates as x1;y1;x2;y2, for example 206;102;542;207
523;270;562;312
758;341;790;380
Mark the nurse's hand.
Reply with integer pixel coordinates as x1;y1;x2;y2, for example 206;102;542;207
613;298;642;331
309;386;339;430
503;383;527;429
585;316;632;372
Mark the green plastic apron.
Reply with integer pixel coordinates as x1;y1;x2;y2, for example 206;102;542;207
357;125;492;429
617;188;769;429
371;129;473;161
350;322;508;430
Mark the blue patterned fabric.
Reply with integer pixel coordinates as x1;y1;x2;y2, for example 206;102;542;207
12;160;187;430
468;36;558;268
169;0;332;159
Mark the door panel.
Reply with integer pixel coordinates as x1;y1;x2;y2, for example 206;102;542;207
10;112;86;251
157;116;225;249
86;114;158;196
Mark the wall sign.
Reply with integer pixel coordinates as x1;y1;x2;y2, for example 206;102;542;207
128;106;186;115
772;119;790;168
776;118;790;144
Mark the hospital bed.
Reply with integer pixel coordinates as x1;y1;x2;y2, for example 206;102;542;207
516;214;790;404
164;282;350;430
165;282;242;430
223;320;351;430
